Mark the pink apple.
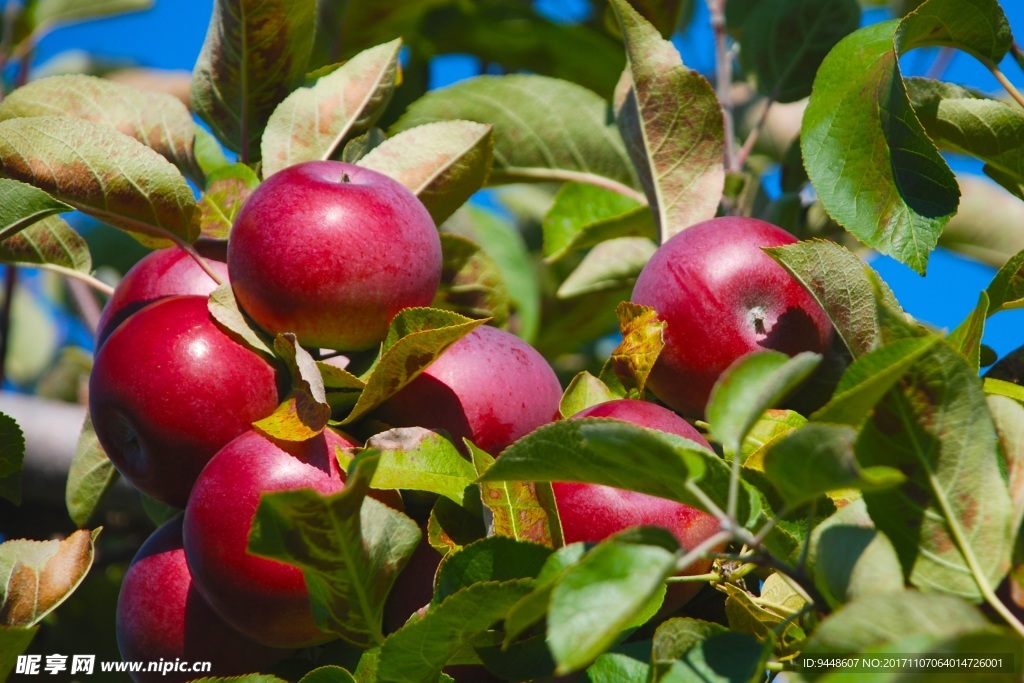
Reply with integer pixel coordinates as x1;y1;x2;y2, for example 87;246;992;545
89;296;280;507
96;244;229;347
183;427;359;648
116;516;290;682
372;325;563;454
631;216;833;417
552;399;723;610
227;161;442;351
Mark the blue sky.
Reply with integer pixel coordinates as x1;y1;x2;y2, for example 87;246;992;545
31;0;1024;360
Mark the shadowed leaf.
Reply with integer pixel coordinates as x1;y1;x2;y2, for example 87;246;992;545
0;117;197;248
192;0;316;160
197;163;259;240
610;0;724;242
0;179;72;242
433;536;552;605
359;120;493;225
207;284;275;357
0;216;92;275
557;237;656;299
433;233;510;326
0;625;40;681
986;247;1024;315
0;413;24;506
262;40;402;177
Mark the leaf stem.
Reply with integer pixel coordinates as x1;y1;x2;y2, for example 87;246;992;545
664;571;720;584
981;59;1024;110
726;436;742;525
686;480;729;524
1012;42;1024;74
172;237;225;287
675;529;732;574
707;0;737;174
495;167;647;204
33;264;115;298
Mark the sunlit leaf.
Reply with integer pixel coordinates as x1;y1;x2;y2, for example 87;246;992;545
65;414;117;528
609;301;664;395
471;444;563;548
542;182;655;262
556;237;656;298
364;428;477;506
197;163;259;240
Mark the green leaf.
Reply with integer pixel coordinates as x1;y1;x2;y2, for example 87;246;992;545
857;342;1014;600
207;283;275;357
656;630;768;683
341;308;485;424
947;291;989;372
188;676;288;683
364;428;477;506
254;334;331;442
706;350;822;451
445;206;540;343
764;240;902;358
0;413;25;506
542;182;655;262
583;652;650;683
737;0;860;103
358;120;494;225
556;237;656;298
481;419;762;527
652;617;729;666
503;544;587;645
341;127;387;164
471;443;563;548
0;74;199;181
0;215;92;277
986;247;1024;315
65;414;117;528
427;496;486;555
193;125;232;177
298;667;356;683
0;179;72;242
989;395;1024;543
808;499;905;609
907;78;1024;200
393;75;640;197
432;233;510;326
609;0;724;242
559;371;620;419
248;453;421;648
802;0;1015;273
262;39;402;177
433;536;552;605
763;424;904;508
548;530;679;674
192;0;317;160
0;117;197;247
610;301;665;396
26;0;151;32
0;528;100;627
985;377;1024;404
0;625;39;681
738;409;807;471
811;335;943;426
376;580;534;683
197;163;259;240
802;590;989;658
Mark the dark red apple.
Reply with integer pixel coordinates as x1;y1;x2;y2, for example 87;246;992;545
96;244;229;347
117;516;290;683
227;160;442;351
88;295;280;507
372;325;563;454
631;216;834;417
183;427;359;648
552;399;723;610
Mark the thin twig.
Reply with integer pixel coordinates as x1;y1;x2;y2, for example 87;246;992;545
924;47;956;81
735;95;774;170
1011;42;1024;74
707;0;737;173
65;279;102;335
674;529;733;574
979;56;1024;110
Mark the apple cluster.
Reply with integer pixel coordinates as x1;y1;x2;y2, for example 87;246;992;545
90;160;833;680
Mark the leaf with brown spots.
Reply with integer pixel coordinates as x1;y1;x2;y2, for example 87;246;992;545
0;215;91;275
197;163;259;239
191;0;317;161
0;528;100;627
611;301;665;396
340;308;485;425
609;0;724;243
0;116;197;248
358;120;493;225
261;39;402;178
471;443;563;549
856;342;1014;601
0;74;200;182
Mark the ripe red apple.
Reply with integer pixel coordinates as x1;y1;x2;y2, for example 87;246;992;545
89;295;280;507
552;399;723;610
227;160;442;351
96;244;229;347
117;516;290;683
372;325;563;454
631;216;834;417
183;427;359;648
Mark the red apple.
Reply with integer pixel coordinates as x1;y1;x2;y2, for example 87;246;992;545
96;244;229;347
372;325;563;454
117;516;290;683
227;160;442;351
552;399;723;610
631;216;834;417
383;535;442;634
88;295;280;507
183;427;359;648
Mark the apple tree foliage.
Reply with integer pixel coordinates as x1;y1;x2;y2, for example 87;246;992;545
2;0;1024;680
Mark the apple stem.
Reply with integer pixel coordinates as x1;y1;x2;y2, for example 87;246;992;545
340;172;351;183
